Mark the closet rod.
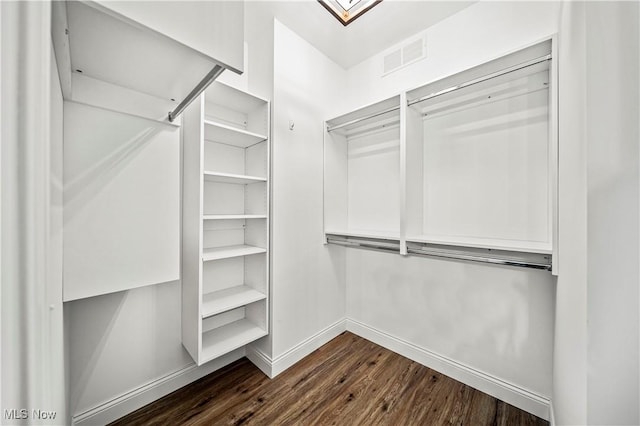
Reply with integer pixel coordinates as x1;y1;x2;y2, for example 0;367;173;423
326;106;400;133
168;64;225;122
326;237;400;253
407;247;551;271
407;54;551;107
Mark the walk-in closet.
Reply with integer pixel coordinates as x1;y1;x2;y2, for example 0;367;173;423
1;1;638;425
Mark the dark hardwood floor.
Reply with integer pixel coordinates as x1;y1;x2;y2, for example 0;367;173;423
110;332;548;426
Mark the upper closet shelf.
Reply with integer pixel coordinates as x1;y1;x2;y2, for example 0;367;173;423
52;1;231;125
326;95;401;137
204;121;267;148
406;40;552;115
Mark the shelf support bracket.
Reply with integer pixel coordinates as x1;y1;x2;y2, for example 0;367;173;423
168;64;226;122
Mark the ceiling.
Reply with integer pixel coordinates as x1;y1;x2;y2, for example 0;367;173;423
245;0;475;69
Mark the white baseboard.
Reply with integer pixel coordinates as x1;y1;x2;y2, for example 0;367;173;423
549;401;556;426
245;319;347;379
269;319;346;377
246;344;274;378
346;319;550;421
72;348;245;426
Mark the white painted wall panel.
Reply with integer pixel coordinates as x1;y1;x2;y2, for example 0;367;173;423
422;88;549;243
270;20;349;358
585;2;639;424
347;129;401;233
63;102;180;301
66;281;192;416
346;249;555;396
554;2;588;423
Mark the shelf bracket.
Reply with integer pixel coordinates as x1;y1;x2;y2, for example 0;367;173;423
168;64;226;122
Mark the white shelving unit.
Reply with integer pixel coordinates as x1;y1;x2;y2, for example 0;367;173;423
182;81;270;365
323;40;557;271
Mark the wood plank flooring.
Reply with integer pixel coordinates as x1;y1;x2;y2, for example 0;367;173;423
110;332;548;426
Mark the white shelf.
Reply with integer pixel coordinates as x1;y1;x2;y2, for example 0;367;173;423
59;1;218;109
326;95;401;136
204;120;267;148
202;286;266;319
203;172;267;185
325;229;401;241
202;245;266;261
406;234;552;254
201;319;267;363
203;214;267;220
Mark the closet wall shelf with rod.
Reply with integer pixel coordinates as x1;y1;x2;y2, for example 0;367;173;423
323;39;557;273
324;95;402;245
52;1;235;125
325;230;401;241
325;234;401;254
406;242;552;271
405;235;552;255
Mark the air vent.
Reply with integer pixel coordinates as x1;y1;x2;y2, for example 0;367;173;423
383;49;402;74
403;39;424;64
382;37;426;76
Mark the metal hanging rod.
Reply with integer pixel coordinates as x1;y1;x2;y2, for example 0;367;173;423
407;246;552;271
168;64;226;123
407;54;551;108
326;106;400;133
326;236;400;253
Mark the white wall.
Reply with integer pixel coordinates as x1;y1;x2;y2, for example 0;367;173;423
67;281;193;416
1;2;67;424
554;3;640;424
554;1;588;423
266;20;349;363
585;2;639;424
346;2;562;110
340;1;562;418
63;102;180;301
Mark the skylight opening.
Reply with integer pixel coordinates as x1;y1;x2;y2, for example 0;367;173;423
318;0;382;26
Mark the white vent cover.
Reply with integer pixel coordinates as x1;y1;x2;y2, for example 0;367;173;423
382;37;426;75
383;49;402;74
